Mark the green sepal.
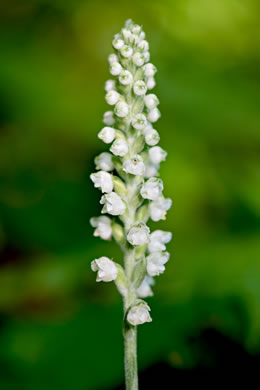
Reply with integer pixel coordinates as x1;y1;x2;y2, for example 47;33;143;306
131;256;147;289
136;204;149;223
135;244;147;260
132;97;145;115
113;176;127;196
112;221;125;245
115;264;127;297
132;135;145;154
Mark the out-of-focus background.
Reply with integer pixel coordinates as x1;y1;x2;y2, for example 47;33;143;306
0;0;260;388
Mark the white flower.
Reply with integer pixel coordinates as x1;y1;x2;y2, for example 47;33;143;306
140;177;164;200
144;160;159;178
120;45;133;58
112;38;124;50
140;31;146;40
143;51;150;63
90;216;112;240
103;111;115;126
91;256;118;282
133;52;145;67
100;192;126;215
110;62;122;76
133;80;147;96
105;90;120;105
119;70;133;85
144;128;160;146
150;196;172;221
132;113;147;130
90;171;113;193
147;77;156;90
148;230;172;253
110;138;129;156
132;25;141;35
143;63;157;77
127;301;152;326
127;223;150;246
146;251;170;276
147;107;161;123
138;40;149;51
122;28;133;42
149;146;167;164
144;94;159;110
115;101;129;117
98;126;115;144
108;54;118;65
136;276;154;298
105;79;116;92
94;152;114;171
123;155;145;176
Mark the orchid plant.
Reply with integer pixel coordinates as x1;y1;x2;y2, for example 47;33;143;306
90;19;172;390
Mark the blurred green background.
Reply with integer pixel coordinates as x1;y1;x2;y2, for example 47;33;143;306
0;0;260;388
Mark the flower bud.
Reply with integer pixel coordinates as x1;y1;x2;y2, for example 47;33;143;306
100;192;126;215
120;45;133;58
133;52;145;67
146;77;156;90
115;101;129;117
144;128;160;146
94;152;114;172
136;276;154;298
127;301;152;326
98;126;115;144
149;146;167;164
110;138;129;156
119;70;133;85
144;94;159;110
105;90;120;105
133;80;147;96
146;251;170;276
103;111;115;126
147;107;161;123
143;63;157;77
90;171;114;193
105;79;116;92
110;62;122;76
91;256;118;282
108;54;118;65
90;216;112;240
127;223;150;246
112;38;124;50
150;195;172;221
140;177;164;200
123;155;145;176
132;113;147;130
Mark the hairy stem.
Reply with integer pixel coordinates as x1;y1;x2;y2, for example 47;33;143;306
123;322;138;390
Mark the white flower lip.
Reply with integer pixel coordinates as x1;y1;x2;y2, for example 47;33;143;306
90;171;114;193
147;107;161;123
100;192;126;215
150;195;172;221
144;128;160;146
98;126;116;144
140;177;164;200
123;155;145;176
133;52;145;67
127;223;150;246
136;276;154;298
146;77;156;90
90;216;112;240
127;301;152;326
120;45;133;58
112;38;124;50
110;62;122;76
91;256;118;282
143;63;157;77
144;94;159;110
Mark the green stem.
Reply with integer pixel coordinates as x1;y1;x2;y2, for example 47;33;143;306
123;321;138;390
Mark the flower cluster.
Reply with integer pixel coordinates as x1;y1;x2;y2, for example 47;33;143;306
90;19;172;327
